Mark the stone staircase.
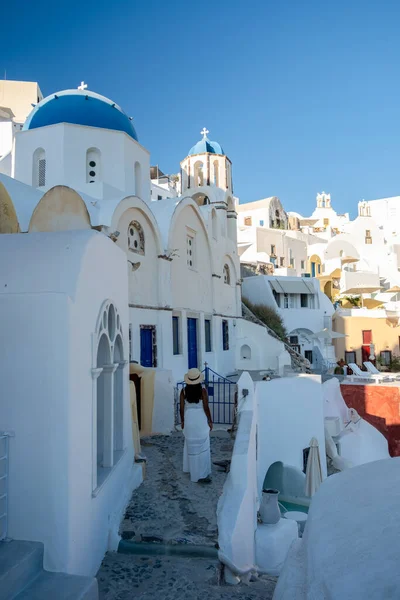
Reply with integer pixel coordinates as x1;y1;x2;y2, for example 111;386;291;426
0;541;98;600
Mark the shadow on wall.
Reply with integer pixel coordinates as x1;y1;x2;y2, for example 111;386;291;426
341;384;400;456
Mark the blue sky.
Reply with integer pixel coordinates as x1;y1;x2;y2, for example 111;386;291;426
1;0;400;217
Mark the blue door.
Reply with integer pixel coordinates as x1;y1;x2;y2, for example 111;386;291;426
311;262;316;277
140;328;153;367
187;318;198;369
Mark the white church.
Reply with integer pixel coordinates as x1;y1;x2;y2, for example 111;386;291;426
0;79;289;592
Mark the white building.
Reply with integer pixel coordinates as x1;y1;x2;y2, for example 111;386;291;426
0;80;43;173
242;275;336;369
0;229;142;579
294;192;350;239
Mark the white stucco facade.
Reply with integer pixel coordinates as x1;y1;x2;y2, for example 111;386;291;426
242;275;336;367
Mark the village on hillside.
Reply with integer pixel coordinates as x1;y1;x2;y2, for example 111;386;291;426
1;78;400;600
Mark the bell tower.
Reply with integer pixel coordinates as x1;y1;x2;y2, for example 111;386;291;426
180;128;233;206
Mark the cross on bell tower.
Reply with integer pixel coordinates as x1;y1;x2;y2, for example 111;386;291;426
78;81;88;90
200;127;209;139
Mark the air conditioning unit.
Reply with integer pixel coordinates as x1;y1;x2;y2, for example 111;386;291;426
324;416;341;437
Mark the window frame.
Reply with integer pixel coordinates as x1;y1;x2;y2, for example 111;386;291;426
345;351;356;364
186;229;196;270
222;319;229;351
380;350;392;366
205;318;212;353
172;315;180;355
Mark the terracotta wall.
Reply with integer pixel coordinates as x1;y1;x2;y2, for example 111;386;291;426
341;384;400;456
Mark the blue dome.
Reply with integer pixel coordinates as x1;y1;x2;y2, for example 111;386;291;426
188;136;224;156
23;89;138;141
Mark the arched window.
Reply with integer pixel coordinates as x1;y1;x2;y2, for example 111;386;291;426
213;160;219;186
212;210;218;240
128;220;145;255
93;301;125;490
86;148;101;183
223;263;231;284
33;148;46;187
134;161;142;197
194;161;204;187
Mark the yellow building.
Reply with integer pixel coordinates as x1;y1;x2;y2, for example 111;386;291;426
333;308;400;367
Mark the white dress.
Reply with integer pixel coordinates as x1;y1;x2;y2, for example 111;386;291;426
183;400;211;482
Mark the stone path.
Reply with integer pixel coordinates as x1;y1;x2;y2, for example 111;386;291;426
98;553;277;600
119;431;233;547
97;431;277;599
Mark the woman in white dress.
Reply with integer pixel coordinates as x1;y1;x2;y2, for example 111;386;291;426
180;368;213;483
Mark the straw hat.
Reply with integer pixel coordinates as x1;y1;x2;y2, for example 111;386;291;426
184;368;204;385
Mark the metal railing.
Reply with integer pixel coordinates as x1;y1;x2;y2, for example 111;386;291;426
0;432;14;542
176;365;237;425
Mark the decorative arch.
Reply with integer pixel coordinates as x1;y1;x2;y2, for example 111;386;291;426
33;148;46;188
128;220;145;255
29;186;91;232
308;253;322;277
134;161;142;197
86;148;101;183
93;300;126;489
192;192;209;206
193;160;204;187
0;182;20;233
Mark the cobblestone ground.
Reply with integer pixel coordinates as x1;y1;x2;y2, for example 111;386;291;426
119;431;234;546
98;553;277;600
97;431;277;599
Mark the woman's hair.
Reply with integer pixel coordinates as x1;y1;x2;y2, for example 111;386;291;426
185;383;203;403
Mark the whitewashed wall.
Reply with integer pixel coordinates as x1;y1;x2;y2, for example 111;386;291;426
256;375;327;494
13;123;150;201
217;372;258;575
0;230;142;576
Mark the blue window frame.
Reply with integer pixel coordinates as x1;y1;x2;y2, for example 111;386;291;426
172;316;180;355
260;219;264;226
205;319;212;352
222;320;229;351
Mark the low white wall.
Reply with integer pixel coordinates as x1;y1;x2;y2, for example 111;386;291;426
235;318;290;374
152;369;175;434
256;375;327;494
217;372;258;574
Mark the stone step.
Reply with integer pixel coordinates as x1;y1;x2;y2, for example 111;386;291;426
14;571;98;600
0;541;43;600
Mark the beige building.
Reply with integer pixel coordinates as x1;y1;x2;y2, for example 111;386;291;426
0;80;43;123
333;308;400;367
